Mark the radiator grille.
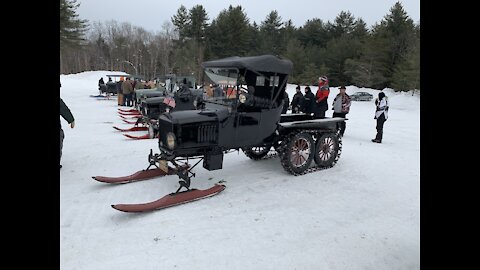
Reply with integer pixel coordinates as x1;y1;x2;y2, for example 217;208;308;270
197;125;217;143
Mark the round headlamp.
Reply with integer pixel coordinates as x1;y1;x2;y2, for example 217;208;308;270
239;94;247;103
166;132;176;149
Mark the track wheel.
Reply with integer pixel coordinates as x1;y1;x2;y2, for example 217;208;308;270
280;132;314;174
242;144;272;160
314;133;340;168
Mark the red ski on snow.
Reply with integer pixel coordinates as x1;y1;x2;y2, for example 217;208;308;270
113;126;148;132
118;111;142;115
119;115;142;119
123;133;151;139
122;119;138;124
92;167;178;184
111;184;226;212
118;108;139;113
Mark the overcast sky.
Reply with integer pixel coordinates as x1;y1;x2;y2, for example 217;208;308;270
76;0;420;33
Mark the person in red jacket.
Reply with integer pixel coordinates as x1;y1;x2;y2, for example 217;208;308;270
314;76;330;118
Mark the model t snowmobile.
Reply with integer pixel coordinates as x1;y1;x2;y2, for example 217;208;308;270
116;75;204;139
94;55;345;212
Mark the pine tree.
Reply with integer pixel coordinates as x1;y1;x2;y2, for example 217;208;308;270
258;11;284;55
60;0;88;50
171;5;189;43
375;1;417;86
188;5;209;42
206;5;250;58
328;11;356;38
283;39;307;83
344;36;390;88
297;19;328;47
391;37;419;91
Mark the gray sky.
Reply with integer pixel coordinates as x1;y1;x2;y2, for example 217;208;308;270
77;0;420;33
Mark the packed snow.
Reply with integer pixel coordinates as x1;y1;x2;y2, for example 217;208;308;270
60;71;420;270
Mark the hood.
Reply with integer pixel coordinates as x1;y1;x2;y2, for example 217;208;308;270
160;107;229;125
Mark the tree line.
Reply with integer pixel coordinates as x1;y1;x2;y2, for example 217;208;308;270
60;0;419;92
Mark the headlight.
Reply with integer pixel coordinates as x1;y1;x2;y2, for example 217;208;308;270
239;94;246;103
166;132;176;149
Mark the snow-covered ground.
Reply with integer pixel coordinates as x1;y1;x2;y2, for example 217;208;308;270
60;71;420;270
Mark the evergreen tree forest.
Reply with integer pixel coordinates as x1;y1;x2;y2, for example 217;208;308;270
60;1;419;92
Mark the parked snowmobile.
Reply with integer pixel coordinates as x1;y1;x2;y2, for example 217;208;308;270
118;75;205;139
95;55;345;212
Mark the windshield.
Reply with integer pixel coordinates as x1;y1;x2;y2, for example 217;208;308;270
202;68;240;105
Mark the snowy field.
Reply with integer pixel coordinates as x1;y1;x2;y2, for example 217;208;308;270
60;71;420;270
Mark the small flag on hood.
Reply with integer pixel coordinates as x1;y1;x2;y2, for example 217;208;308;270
163;97;176;108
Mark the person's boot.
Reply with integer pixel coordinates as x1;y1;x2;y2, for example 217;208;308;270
60;164;62;169
371;139;381;143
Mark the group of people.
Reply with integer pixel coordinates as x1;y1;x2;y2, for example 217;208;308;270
98;77;157;107
288;75;388;141
289;76;332;118
60;75;390;169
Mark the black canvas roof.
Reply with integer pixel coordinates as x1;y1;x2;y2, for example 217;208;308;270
201;55;293;75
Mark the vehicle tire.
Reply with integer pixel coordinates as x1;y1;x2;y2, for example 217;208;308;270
313;133;341;168
280;132;315;175
242;144;272;160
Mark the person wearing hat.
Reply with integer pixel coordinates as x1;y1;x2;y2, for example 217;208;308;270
302;86;315;114
372;91;389;143
314;76;330;118
290;85;304;113
332;86;351;136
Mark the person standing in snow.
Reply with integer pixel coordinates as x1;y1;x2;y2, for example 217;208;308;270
302;86;315;115
331;86;351;136
121;77;134;106
60;82;75;169
372;91;389;143
117;77;124;106
98;77;105;94
290;85;304;114
314;76;330;118
282;91;290;114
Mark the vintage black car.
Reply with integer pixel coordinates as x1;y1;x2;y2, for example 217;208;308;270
132;75;205;137
350;91;373;101
95;55;347;212
155;55;345;191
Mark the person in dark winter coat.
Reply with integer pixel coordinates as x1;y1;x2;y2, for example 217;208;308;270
290;85;304;113
302;86;315;114
213;84;223;97
314;76;330;118
331;86;351;136
60;83;75;169
121;77;134;106
176;78;193;101
282;91;290;114
372;91;389;143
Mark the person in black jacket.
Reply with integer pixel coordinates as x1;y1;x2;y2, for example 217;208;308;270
302;86;315;115
290;85;304;113
281;91;290;114
60;82;75;169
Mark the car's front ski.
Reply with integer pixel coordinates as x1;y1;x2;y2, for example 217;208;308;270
92;167;177;184
118;111;142;116
111;184;226;212
123;133;151;139
119;115;142;119
122;119;138;124
113;126;148;132
118;108;139;113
